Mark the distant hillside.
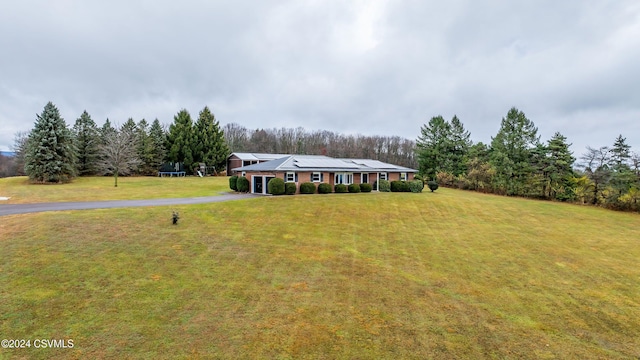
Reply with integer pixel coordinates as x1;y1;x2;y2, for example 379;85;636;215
0;151;16;157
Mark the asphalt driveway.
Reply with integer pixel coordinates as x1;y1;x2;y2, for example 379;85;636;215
0;193;259;216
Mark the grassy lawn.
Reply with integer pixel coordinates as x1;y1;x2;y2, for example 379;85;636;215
0;176;230;204
1;188;639;359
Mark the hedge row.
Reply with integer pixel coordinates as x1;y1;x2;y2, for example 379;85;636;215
229;177;429;195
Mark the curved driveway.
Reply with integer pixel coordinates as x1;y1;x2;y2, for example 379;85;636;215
0;193;260;216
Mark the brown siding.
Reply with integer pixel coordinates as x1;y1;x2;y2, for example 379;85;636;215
227;155;243;175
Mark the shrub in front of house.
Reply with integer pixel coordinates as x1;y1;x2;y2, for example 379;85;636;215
285;182;297;195
236;176;250;192
348;183;361;193
300;182;316;194
378;179;390;192
409;179;424;193
318;183;332;194
335;184;348;193
391;180;411;192
229;175;238;191
268;178;285;195
360;183;372;192
427;180;439;192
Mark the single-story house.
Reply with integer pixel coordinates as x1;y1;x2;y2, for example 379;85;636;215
232;154;418;194
226;153;291;175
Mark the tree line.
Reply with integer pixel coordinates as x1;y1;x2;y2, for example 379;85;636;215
8;102;228;186
416;107;640;212
5;102;418;183
223;123;417;168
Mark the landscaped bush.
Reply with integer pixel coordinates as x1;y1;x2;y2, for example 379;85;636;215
318;183;332;194
390;180;402;192
348;183;361;193
285;182;297;195
268;178;285;195
334;184;348;193
236;176;250;192
409;179;424;193
229;175;238;191
378;180;390;192
390;180;410;192
427;180;439;192
299;182;316;194
360;183;372;192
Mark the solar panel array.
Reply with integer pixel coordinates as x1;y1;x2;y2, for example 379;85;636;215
352;159;397;169
294;158;358;169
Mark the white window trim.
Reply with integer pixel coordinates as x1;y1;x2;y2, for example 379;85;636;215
379;172;387;181
361;173;369;184
335;172;354;185
312;172;322;182
285;172;296;183
400;172;407;181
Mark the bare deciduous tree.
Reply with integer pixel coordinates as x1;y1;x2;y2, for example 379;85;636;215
98;125;141;187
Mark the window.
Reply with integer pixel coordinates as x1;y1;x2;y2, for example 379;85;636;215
400;172;407;181
312;172;323;182
285;172;297;182
335;173;353;185
379;172;387;181
361;173;369;184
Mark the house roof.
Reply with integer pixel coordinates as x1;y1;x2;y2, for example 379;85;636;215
229;152;291;161
233;154;417;173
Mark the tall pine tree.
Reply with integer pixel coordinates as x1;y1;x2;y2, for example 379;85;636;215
136;119;155;175
449;115;471;176
490;107;540;195
193;106;229;174
544;132;575;200
149;118;167;173
73;110;100;175
25;102;77;183
166;109;195;172
416;115;451;180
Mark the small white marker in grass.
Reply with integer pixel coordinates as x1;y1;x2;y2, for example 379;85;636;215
0;197;10;201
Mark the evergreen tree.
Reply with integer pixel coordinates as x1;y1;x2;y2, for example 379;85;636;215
545;132;575;200
136;119;156;175
193;106;229;174
610;135;631;169
416;115;451;180
166;109;195;172
100;118;116;143
24;102;77;183
449;115;471;176
608;135;635;201
489;107;540;195
73;110;100;175
149;118;167;173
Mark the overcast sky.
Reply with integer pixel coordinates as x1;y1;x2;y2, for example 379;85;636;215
1;0;639;156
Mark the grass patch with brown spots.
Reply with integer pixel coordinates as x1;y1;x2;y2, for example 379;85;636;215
0;176;230;204
1;187;639;359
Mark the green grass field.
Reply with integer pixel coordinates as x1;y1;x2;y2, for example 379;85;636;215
1;178;639;359
0;176;230;204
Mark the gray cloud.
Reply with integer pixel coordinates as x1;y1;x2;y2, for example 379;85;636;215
1;0;638;157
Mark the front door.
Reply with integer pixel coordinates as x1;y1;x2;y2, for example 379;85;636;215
253;176;263;194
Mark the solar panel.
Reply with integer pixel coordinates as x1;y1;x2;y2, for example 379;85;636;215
351;159;397;169
294;158;358;169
